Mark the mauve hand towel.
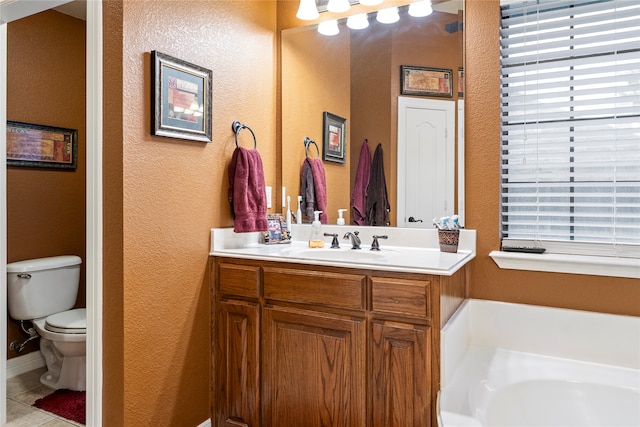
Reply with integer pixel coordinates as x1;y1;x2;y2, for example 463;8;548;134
308;158;328;224
228;147;268;233
351;139;371;225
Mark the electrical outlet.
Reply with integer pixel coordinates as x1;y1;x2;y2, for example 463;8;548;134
266;186;272;209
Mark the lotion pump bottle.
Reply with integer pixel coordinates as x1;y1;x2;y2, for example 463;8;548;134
309;210;324;248
337;209;347;225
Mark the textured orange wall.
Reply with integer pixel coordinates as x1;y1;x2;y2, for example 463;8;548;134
103;1;125;423
6;10;86;358
465;0;640;316
104;1;277;425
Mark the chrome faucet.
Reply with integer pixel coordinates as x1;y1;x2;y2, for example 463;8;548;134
343;231;361;249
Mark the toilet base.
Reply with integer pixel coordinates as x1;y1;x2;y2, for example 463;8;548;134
40;338;86;391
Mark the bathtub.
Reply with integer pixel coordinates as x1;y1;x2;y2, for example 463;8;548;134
438;299;640;427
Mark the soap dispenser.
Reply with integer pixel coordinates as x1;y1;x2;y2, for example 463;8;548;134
337;209;347;225
309;210;324;248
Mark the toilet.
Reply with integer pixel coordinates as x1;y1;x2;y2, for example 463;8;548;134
7;255;86;391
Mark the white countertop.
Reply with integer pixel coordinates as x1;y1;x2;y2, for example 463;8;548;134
210;225;476;276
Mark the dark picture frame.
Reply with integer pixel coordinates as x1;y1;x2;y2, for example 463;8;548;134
400;65;453;98
151;50;212;142
322;112;347;164
6;121;78;170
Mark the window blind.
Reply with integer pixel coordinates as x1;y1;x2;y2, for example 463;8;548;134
500;0;640;257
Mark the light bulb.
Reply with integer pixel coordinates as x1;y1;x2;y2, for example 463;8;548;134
376;7;399;24
296;0;319;20
318;19;340;36
408;0;433;17
359;0;383;5
346;13;369;30
327;0;350;13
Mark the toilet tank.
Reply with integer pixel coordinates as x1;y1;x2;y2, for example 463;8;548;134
7;255;82;321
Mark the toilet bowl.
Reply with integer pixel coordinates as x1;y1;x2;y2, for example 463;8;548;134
33;308;87;391
7;255;86;391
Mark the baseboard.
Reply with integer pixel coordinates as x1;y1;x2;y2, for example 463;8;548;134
196;419;212;427
6;351;46;378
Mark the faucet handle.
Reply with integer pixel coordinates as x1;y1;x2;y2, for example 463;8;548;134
370;235;388;251
324;233;340;249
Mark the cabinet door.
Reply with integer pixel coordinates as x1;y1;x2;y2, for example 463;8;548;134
371;321;432;427
215;300;260;427
262;307;366;427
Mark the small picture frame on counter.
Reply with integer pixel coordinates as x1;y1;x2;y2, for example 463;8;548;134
262;214;292;244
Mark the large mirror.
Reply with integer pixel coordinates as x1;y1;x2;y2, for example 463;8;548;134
281;0;464;228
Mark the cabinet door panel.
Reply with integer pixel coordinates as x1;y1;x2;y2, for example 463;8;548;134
371;321;431;427
215;300;260;427
263;307;366;427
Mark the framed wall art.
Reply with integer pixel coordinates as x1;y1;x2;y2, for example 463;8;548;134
322;112;347;164
400;65;453;98
151;50;212;142
6;121;78;170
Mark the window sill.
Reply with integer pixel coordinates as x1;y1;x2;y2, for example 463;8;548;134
489;251;640;279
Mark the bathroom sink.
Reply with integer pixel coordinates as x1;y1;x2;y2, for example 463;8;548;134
284;248;386;262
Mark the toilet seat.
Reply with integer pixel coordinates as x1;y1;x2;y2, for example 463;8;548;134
45;308;86;334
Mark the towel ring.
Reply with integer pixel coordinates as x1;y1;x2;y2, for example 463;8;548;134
304;137;320;158
232;121;257;149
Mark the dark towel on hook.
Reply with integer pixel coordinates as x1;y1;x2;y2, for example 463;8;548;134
300;159;316;222
228;147;268;233
351;139;371;225
366;143;390;226
300;158;328;223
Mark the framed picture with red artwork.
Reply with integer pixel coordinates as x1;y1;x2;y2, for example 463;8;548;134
322;111;346;164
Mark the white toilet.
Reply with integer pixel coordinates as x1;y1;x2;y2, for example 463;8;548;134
7;255;86;391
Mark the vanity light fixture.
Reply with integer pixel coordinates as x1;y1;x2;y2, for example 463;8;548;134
327;0;351;13
359;0;383;5
297;0;320;20
346;13;369;29
408;0;433;17
318;19;340;35
376;6;399;24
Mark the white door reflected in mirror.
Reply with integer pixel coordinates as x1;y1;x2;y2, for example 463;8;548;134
397;97;455;229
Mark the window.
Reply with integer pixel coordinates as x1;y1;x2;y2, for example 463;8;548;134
500;0;640;258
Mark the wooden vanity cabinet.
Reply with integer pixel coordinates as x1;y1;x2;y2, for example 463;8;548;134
211;257;466;427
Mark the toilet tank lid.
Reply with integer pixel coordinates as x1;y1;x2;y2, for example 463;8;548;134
7;255;82;273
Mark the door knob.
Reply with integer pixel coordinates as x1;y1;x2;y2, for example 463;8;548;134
408;217;423;223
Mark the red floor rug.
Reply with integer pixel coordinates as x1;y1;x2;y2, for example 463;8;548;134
33;389;85;425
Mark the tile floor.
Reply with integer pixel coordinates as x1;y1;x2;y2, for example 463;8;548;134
6;368;83;426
